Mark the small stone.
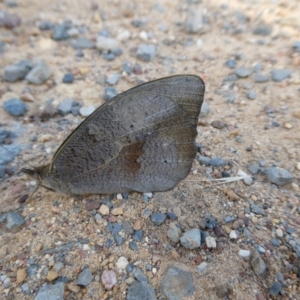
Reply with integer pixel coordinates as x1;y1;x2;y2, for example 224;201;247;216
197;156;211;166
132;230;143;242
235;67;252;78
52;24;68;40
34;282;64;300
225;189;240;201
106;74;120;85
229;230;237;239
3;98;27;117
79;105;95;117
180;228;201;249
67;283;80;293
247;162;260;175
150;213;166;226
251;255;266;276
96;36;119;51
161;266;194;299
263;167;293;185
196;262;207;273
254;74;269;83
47;270;59;282
239;249;251;257
253;25;272;36
3;60;33;82
26;60;52;84
0;12;21;29
210;157;228;167
296;162;300;171
269;281;282;296
284;122;292;129
211;120;227;129
85;200;100;211
126;281;156;300
57;98;73;116
205;236;216;248
136;44;156;62
226;59;236;69
17;269;27;283
271;69;291;82
72;37;95;49
276;228;283;237
101;270;116;290
39;20;53;31
185;6;203;33
133;268;148;283
6;212;25;232
250;204;265;216
104;87;118;101
200;101;210;117
62;73;74;84
77;268;93;286
167;223;182;243
293;41;300;53
247;90;257;100
116;256;128;270
111;207;123;216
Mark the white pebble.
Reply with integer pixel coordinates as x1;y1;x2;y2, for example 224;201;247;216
116;193;123;200
239;249;251;257
229;230;238;239
143;192;153;198
116;256;128;270
82;244;89;250
276;228;283;237
196;262;207;273
79;105;95;117
205;236;216;248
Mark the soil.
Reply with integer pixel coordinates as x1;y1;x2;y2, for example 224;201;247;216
0;0;300;299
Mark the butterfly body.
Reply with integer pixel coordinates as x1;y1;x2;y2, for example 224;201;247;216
23;75;205;196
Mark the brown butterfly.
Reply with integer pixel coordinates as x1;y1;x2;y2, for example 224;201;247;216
22;75;205;196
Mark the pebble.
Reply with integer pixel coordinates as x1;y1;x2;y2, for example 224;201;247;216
62;73;74;84
239;249;251;257
133;268;148;283
101;270;116;290
276;228;283;237
271;69;291;82
136;44;156;62
52;24;68;40
199;101;210;117
47;270;58;282
106;74;120;85
26;61;52;84
180;228;201;249
77;268;92;286
211;120;227;129
127;281;156;300
111;207;123;215
103;87;118;101
21;283;30;294
17;269;27;283
253;25;272;36
96;36;119;51
247;90;257;100
209;157;228;167
296;162;300;171
79;105;95;117
150;213;166;225
72;37;95;49
3;60;33;82
251;255;266;276
116;256;128;270
269;281;282;296
185;6;203;33
132;230;143;242
167;223;182;243
57;98;73;116
226;59;236;69
196;262;207;273
197;156;211;166
205;236;216;248
39;20;53;31
0;12;21;29
247;162;260;175
99;204;109;215
235;67;252;78
263;167;293;185
229;230;238;239
293;41;300;53
34;282;64;300
250;203;265;216
254;73;268;83
3;98;27;116
6;212;25;232
161;266;194;299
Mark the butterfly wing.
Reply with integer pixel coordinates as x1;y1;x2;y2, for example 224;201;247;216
51;75;205;194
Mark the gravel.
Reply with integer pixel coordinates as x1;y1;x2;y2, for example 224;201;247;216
271;69;292;82
34;282;64;300
136;44;156;62
77;268;93;286
3;98;27;116
263;167;294;185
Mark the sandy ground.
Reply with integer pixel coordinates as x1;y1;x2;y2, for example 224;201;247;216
0;0;300;299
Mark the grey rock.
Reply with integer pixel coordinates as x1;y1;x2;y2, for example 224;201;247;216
102;53;115;61
62;73;74;83
167;223;182;243
52;24;68;40
96;36;118;51
4;0;18;7
235;67;252;78
271;69;291;82
79;105;95;117
0;144;21;165
226;59;236;69
200;101;210;117
254;73;269;83
197;155;211;166
185;6;203;33
243;176;253;186
210;157;228;167
26;61;52;84
57;98;74;116
111;47;123;56
6;212;25;232
34;282;64;300
3;60;33;82
104;87;118;101
180;228;201;249
250;204;265;216
129;241;138;250
39;21;53;31
27;264;39;277
3;98;27;116
253;25;272;36
132;230;143;242
251;255;266;276
269;281;282;296
161;266;194;300
247;162;260;175
151;213;166;226
77;268;93;286
126;281;157;300
21;282;30;294
114;235;123;245
106;74;120;85
123;62;132;74
72;37;95;49
293;41;300;53
263;167;293;185
136;44;156;62
247;90;257;100
133;268;148;283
